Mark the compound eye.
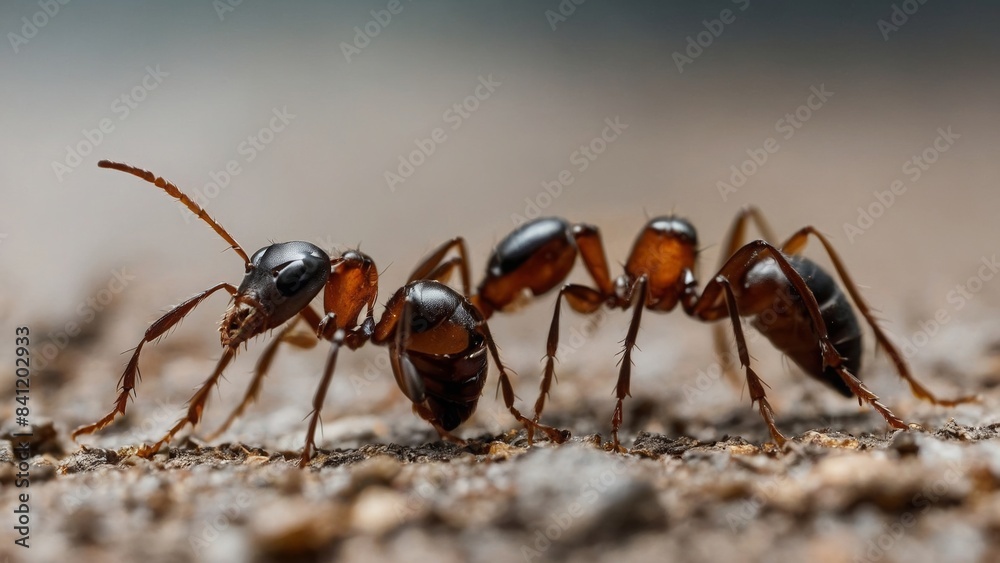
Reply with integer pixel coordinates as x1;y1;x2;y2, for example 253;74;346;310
274;260;312;297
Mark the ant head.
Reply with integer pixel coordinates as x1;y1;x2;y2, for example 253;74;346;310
619;216;699;309
221;241;330;347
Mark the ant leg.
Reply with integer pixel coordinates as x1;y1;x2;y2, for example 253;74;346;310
716;278;787;446
609;277;648;452
779;227;977;406
534;284;604;425
480;319;568;444
407;237;472;296
718;206;779;260
204;307;323;441
712;324;743;386
572;223;616;296
137;346;238;457
420;258;467;289
694;241;907;432
72;282;237;440
301;324;345;467
712;206;779;386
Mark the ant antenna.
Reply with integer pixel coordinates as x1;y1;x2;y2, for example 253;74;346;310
98;160;251;266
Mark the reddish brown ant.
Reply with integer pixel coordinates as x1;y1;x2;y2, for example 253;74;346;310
415;211;976;450
71;160;562;467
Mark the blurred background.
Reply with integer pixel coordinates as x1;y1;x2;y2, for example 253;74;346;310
2;0;999;442
5;2;1000;562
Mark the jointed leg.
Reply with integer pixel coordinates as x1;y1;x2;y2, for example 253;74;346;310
780;227;977;406
72;282;237;439
205;309;322;441
301;325;345;467
572;223;616;296
533;284;605;426
407;237;472;296
692;241;908;433
136;346;238;457
609;277;648;452
717;278;787;445
712;207;779;386
480;320;567;444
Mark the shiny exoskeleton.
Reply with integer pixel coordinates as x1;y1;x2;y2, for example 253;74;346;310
414;209;976;450
71;160;554;467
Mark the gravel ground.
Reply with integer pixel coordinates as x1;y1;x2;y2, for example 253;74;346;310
2;292;999;563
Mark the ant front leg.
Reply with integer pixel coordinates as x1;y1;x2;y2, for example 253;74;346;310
72;282;238;440
607;276;648;453
711;206;780;387
692;277;787;446
138;345;238;457
780;227;978;407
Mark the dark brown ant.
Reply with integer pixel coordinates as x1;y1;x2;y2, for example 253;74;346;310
414;211;976;450
71;160;560;467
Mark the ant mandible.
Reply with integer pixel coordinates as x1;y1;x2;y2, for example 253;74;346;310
71;160;563;467
414;211;977;450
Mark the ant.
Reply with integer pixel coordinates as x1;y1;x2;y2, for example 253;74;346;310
414;212;977;451
71;160;563;467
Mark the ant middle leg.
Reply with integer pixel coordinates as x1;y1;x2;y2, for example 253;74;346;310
607;277;648;452
779;227;978;406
